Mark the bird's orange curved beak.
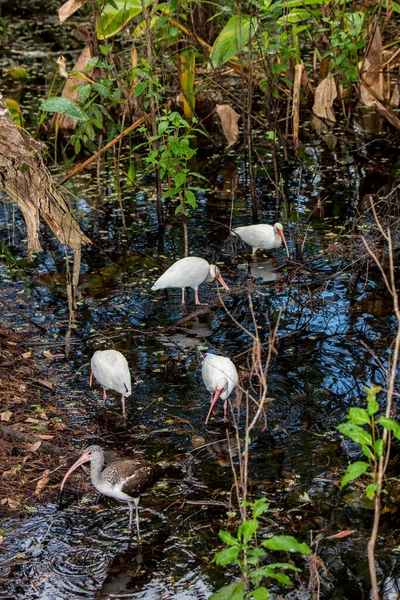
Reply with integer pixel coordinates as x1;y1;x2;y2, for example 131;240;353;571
278;228;290;257
217;272;230;291
60;452;91;493
205;387;224;424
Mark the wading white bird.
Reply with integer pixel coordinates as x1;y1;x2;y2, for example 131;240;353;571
232;223;290;256
151;256;230;305
90;350;132;418
60;445;163;541
202;353;239;424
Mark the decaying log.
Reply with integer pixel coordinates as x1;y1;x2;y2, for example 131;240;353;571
0;92;90;286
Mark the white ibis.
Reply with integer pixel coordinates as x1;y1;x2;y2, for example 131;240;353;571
232;223;289;256
151;256;229;305
60;445;163;541
90;350;132;418
202;353;239;424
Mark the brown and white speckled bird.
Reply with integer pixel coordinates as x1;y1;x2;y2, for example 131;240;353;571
60;445;163;541
90;350;132;417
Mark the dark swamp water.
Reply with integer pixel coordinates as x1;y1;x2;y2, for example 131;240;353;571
1;3;400;599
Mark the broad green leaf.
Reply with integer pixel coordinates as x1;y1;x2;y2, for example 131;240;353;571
250;587;270;600
366;483;378;499
184;189;197;208
374;439;384;457
210;14;258;67
337;422;373;446
41;97;88;121
92;82;109;97
219;530;239;546
134;82;147;97
348;408;370;425
96;0;143;40
367;399;379;415
262;536;311;554
250;566;292;585
340;461;369;488
238;519;259;543
174;172;186;188
252;498;270;517
210;582;246;600
377;417;400;440
214;545;240;566
277;8;312;23
78;83;92;103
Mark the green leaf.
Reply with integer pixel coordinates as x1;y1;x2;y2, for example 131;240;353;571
219;530;239;546
184;189;197;208
210;582;246;600
262;536;311;554
210;14;258;67
348;408;370;425
174;172;186;188
374;439;384;457
78;83;92;103
377;417;400;440
134;81;147;97
96;0;143;40
214;545;240;566
92;82;109;97
238;519;259;543
340;461;369;488
362;444;375;460
41;97;88;121
252;498;270;517
337;422;373;446
277;8;313;23
250;566;292;585
251;588;270;600
367;400;379;415
366;483;378;499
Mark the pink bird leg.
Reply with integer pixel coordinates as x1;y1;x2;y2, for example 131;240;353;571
121;395;126;418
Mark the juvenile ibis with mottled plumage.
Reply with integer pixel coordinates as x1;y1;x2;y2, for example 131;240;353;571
202;353;239;424
151;256;229;305
90;350;132;418
60;445;163;541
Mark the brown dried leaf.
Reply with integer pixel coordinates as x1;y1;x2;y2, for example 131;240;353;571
59;0;88;25
43;350;54;358
21;351;32;359
360;24;384;102
56;56;68;79
312;76;337;122
215;104;240;149
390;82;400;108
7;497;21;509
34;470;51;496
53;421;67;431
27;441;42;452
330;529;356;539
0;410;12;422
36;434;54;440
37;380;54;390
2;470;14;479
25;417;41;424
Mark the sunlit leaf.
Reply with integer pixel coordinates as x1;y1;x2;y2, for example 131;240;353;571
41;97;89;121
214;545;240;566
348;407;370;425
238;519;259;543
374;439;384;457
96;0;143;40
337;422;373;446
209;582;246;600
377;417;400;440
251;587;270;600
262;536;311;554
252;498;270;518
219;530;239;546
366;483;378;499
340;461;369;488
210;14;257;67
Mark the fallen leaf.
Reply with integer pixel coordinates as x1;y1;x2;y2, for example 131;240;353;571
21;351;32;359
56;56;68;79
35;470;51;496
36;434;54;440
2;470;15;479
330;529;356;539
192;434;206;447
53;421;67;431
5;341;17;346
215;104;240;149
25;418;41;424
312;76;337;122
43;350;54;358
59;0;88;24
0;410;12;422
27;441;42;452
7;497;21;509
37;380;54;390
39;413;49;421
0;535;3;544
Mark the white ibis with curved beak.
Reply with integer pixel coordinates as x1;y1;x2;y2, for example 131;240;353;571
60;445;163;541
202;353;239;424
151;256;230;305
232;223;290;256
90;350;132;418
